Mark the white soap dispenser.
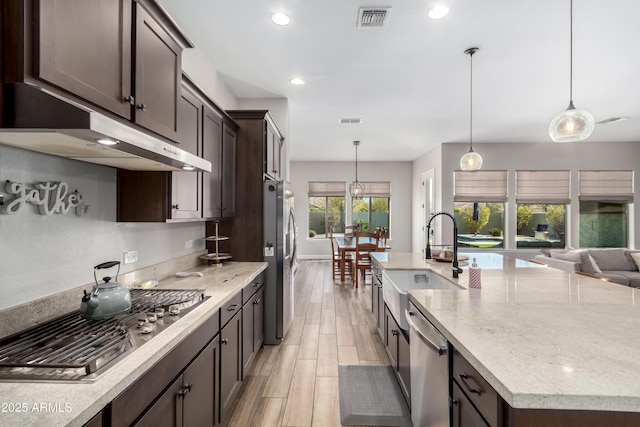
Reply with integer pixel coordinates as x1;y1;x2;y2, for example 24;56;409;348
469;257;481;288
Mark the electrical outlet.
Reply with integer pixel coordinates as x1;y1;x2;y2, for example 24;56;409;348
185;239;193;249
124;250;138;265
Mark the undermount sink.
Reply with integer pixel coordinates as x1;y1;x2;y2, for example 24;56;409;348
382;269;465;330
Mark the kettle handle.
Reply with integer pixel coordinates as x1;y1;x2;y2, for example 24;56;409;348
94;261;121;287
95;261;120;270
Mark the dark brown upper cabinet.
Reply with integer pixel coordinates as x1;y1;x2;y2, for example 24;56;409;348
203;105;238;219
35;0;133;119
9;0;191;142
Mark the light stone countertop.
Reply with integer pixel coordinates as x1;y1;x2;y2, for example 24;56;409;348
372;251;640;413
0;261;267;427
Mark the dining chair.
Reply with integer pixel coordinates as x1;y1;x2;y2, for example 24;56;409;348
329;229;353;282
375;227;388;252
354;230;379;287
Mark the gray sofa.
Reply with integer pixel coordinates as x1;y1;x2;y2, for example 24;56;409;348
533;248;640;286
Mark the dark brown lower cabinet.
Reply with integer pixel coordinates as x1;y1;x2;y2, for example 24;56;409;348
220;308;242;422
242;285;264;378
134;337;218;427
452;381;490;427
384;306;410;404
83;411;103;427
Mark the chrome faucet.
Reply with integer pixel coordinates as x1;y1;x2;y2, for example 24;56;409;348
425;211;463;279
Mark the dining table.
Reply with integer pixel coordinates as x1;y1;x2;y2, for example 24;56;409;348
334;236;390;282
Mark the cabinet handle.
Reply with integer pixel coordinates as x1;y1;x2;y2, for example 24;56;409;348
172;204;180;210
253;282;260;287
391;329;399;336
254;298;261;304
227;303;239;311
137;103;147;112
177;383;192;397
221;338;229;345
123;95;135;105
459;373;482;395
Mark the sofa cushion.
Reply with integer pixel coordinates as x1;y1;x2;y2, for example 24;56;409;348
628;252;640;271
550;250;581;264
598;271;640;287
588;249;636;272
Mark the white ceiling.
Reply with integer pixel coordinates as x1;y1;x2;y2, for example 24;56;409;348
159;0;640;162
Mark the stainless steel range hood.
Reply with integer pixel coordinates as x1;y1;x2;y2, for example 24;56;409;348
0;83;211;172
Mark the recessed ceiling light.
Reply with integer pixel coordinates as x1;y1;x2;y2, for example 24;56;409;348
290;78;305;85
271;12;291;26
428;5;450;19
95;137;118;146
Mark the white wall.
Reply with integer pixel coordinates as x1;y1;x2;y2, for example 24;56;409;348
290;161;413;259
412;141;640;256
0;52;240;310
0;146;207;310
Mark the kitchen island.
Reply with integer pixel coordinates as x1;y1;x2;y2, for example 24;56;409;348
0;261;267;427
372;251;640;423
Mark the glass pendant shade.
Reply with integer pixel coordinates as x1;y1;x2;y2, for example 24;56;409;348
350;140;365;199
549;102;595;142
460;150;483;171
350;180;365;199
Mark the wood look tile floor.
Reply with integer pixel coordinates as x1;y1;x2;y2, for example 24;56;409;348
221;260;390;427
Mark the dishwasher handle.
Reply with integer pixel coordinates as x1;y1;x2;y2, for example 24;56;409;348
406;309;448;356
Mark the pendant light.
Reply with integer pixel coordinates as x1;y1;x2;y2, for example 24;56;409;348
549;0;594;142
460;47;483;171
349;140;365;199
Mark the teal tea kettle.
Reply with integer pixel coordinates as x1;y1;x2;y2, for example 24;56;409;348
80;261;132;319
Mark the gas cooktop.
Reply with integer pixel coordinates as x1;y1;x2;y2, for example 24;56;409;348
0;288;208;382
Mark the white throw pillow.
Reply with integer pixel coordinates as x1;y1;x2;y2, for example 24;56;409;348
630;252;640;271
588;254;602;274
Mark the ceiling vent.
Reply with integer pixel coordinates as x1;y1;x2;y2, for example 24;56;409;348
357;7;391;28
339;118;363;124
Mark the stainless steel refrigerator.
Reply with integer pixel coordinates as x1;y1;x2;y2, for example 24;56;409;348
263;180;297;345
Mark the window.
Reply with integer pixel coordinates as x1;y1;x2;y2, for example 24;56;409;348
308;182;345;239
351;182;390;232
453;171;507;248
515;171;569;248
579;171;633;248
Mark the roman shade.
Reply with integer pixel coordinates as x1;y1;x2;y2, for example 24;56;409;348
454;171;508;202
308;181;346;197
516;170;571;204
579;171;634;202
361;181;391;197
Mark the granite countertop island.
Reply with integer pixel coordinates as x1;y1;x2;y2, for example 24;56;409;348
0;261;267;427
372;251;640;413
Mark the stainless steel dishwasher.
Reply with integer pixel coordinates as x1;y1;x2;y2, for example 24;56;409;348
406;302;450;427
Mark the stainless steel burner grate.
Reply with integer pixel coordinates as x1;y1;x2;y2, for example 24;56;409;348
0;288;206;381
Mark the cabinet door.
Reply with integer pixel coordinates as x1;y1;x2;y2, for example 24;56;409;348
265;124;282;179
35;0;132;119
220;312;241;422
183;338;217;427
253;287;264;351
134;375;183;427
171;83;202;220
385;307;398;367
452;382;490;427
202;106;222;219
397;329;411;404
377;286;385;339
134;3;181;141
221;122;236;218
242;297;254;378
83;411;103;427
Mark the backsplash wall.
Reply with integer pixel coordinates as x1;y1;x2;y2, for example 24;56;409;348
0;145;206;310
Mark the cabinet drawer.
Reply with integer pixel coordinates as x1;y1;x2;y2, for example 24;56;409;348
242;273;264;304
220;292;242;327
452;349;500;427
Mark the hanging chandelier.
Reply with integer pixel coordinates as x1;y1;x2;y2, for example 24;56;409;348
349;140;365;199
460;47;483;171
549;0;594;142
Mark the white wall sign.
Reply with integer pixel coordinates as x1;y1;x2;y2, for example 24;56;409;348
2;180;88;216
